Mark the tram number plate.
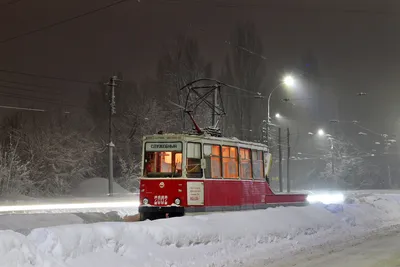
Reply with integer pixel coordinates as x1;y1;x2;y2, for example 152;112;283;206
154;195;168;205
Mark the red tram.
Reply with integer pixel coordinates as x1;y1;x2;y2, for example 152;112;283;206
138;133;308;220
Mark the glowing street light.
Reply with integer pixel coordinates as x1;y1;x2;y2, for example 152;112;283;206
317;129;325;136
261;74;297;145
275;113;281;119
283;75;295;87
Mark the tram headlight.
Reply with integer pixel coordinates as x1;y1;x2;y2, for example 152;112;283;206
306;192;344;205
174;198;181;205
142;198;149;205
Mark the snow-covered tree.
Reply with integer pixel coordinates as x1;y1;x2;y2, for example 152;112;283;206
0;135;32;196
113;96;177;191
20;126;99;195
317;136;374;189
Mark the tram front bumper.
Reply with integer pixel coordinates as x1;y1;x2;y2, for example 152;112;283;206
139;205;184;214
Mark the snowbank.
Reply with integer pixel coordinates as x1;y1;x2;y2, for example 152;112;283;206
0;231;65;267
2;192;400;267
71;178;131;197
0;214;84;234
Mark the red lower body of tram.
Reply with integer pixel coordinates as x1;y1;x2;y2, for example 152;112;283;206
138;178;308;220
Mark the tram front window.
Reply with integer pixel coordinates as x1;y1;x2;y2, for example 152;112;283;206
144;151;182;177
144;142;183;177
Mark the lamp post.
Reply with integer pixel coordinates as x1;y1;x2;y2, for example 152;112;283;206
317;128;325;136
263;75;295;146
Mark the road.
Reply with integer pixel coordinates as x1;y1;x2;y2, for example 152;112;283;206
252;227;400;267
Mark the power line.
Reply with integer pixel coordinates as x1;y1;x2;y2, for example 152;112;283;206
0;68;97;85
225;40;267;60
0;105;45;112
0;0;24;8
0;88;64;104
1;0;395;47
0;83;60;95
0;0;135;45
0;78;61;92
0;90;87;109
153;0;398;16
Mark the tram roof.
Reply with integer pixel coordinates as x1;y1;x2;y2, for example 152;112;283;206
143;133;268;150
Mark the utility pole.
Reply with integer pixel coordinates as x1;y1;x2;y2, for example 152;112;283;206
278;127;283;192
330;123;335;175
287;128;291;193
329;138;335;174
265;120;269;147
107;75;118;196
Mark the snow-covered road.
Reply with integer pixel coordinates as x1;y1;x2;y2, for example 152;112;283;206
1;191;400;267
259;226;400;267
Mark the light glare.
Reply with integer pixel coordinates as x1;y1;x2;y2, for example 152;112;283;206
283;75;295;87
317;129;325;136
0;201;140;213
307;193;344;205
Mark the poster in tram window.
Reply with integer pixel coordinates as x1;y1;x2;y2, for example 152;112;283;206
187;182;204;205
264;153;272;176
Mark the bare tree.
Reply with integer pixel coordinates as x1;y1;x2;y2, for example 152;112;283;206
157;34;213;131
221;21;266;140
0;134;33;196
114;92;178;191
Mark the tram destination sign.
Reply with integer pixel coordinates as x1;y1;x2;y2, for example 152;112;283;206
145;142;182;152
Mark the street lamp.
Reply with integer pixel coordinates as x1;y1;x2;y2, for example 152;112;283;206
275;113;281;119
317;129;325;136
263;75;296;145
283;75;295;87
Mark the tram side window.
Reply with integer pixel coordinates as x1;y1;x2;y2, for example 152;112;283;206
204;144;222;178
252;150;264;179
222;146;239;179
240;148;252;179
187;142;203;178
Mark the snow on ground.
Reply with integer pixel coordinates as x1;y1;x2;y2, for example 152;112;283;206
0;178;139;218
70;177;131;197
2;192;400;267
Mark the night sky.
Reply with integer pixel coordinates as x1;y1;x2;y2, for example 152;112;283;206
1;0;400;136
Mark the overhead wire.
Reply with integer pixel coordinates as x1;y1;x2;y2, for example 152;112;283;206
0;78;62;91
0;105;45;112
0;69;97;85
0;0;24;8
0;89;88;110
0;84;61;101
0;0;136;45
0;83;61;96
153;0;398;16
